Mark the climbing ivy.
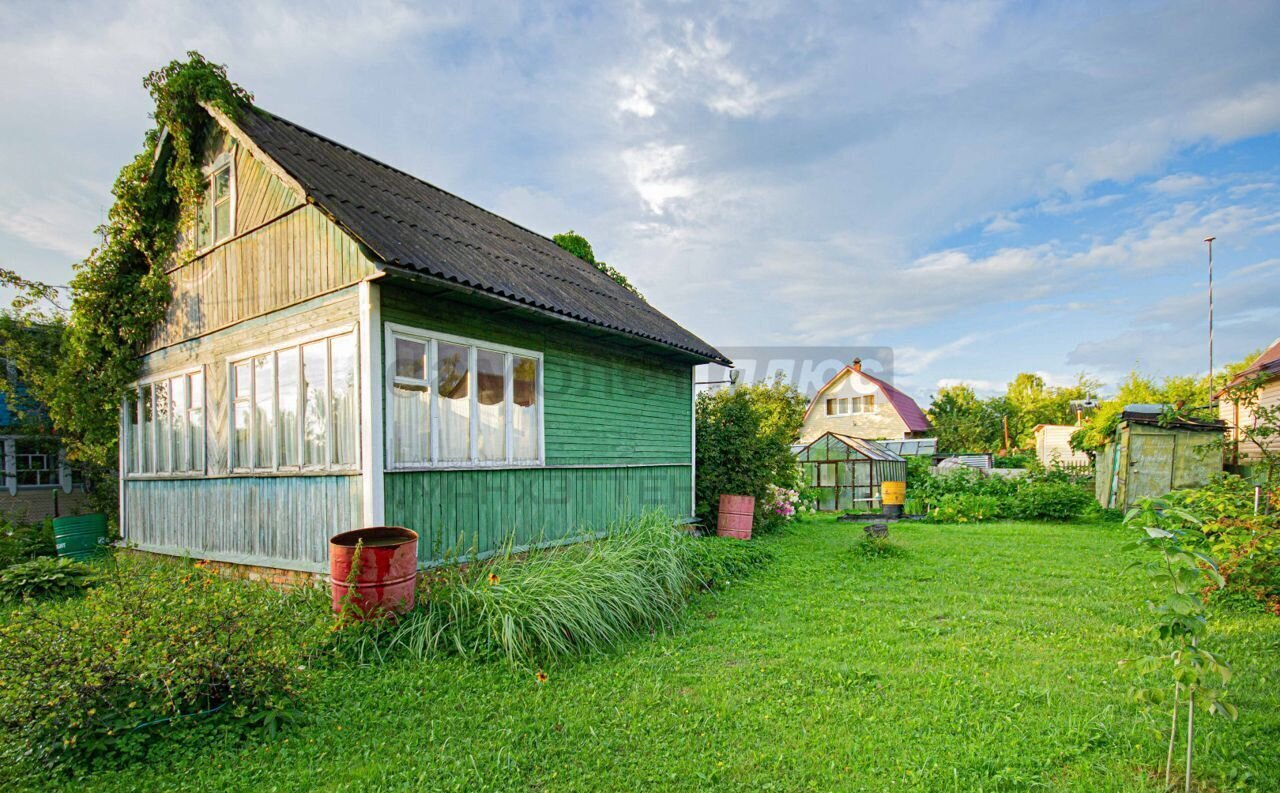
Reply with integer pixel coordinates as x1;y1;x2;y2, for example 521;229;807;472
0;52;251;478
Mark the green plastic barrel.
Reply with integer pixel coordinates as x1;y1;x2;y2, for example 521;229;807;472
53;513;109;560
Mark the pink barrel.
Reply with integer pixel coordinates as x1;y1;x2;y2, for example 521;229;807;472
329;526;418;618
717;495;755;540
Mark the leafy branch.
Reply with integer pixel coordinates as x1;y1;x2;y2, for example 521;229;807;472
1120;498;1236;792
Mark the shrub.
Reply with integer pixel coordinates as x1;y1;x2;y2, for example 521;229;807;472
695;376;807;533
1009;481;1093;521
926;493;1003;523
0;519;55;568
0;555;324;768
1169;475;1280;614
0;557;95;603
682;535;774;589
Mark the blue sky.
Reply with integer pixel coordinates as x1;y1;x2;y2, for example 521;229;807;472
1;0;1278;404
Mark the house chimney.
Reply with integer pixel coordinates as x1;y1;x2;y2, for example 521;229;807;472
851;357;862;372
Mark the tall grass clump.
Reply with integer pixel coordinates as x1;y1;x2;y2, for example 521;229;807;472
383;512;690;667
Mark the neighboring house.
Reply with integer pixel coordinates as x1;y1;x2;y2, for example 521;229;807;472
799;358;931;443
119;104;728;574
1032;424;1090;467
0;363;90;523
1218;336;1280;466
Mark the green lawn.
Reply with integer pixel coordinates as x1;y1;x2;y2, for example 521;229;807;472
39;516;1280;791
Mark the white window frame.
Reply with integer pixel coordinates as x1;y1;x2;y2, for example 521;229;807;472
826;394;876;417
196;152;236;252
226;325;360;475
384;323;544;470
122;367;207;478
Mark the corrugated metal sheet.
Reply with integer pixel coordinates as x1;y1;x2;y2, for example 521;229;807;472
123;475;362;572
231;108;729;366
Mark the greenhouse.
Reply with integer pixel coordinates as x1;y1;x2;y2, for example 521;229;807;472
796;432;908;511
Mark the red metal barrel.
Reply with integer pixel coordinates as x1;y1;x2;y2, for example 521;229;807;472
329;526;418;618
717;495;755;540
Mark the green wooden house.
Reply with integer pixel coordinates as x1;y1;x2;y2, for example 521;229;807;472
119;103;728;573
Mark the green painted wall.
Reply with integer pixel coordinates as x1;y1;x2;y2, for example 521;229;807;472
380;284;695;563
385;465;691;563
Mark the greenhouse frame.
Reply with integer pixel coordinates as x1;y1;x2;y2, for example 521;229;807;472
796;432;908;511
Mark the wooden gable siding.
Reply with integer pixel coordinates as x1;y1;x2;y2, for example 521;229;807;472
146;123;378;353
381;287;693;467
148;204;377;352
234;143;303;231
1220;378;1280;463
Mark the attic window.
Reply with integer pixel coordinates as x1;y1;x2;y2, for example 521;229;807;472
196;160;233;249
825;395;875;416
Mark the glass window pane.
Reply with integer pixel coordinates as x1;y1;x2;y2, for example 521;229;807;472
254;355;274;469
188;371;204;410
476;350;505;462
825;398;835;416
154;379;170;473
213;200;231;243
512;355;538;461
188;371;204;472
392;383;430;465
233;364;250;469
395;338;426;381
170;376;187;472
302;341;328;466
277;349;300;467
437;342;470;462
124;391;138;475
234;362;251;400
330;335;357;466
213;167;230;200
139;385;152;473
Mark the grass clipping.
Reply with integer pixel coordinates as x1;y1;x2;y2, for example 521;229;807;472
341;513;772;668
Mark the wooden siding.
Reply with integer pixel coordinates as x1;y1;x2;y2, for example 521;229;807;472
385;465;691;564
148;205;377;352
1219;378;1280;463
124;475;361;572
235;143;302;231
139;288;360;477
381;288;693;466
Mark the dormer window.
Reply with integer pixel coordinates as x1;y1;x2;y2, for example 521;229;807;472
196;158;233;249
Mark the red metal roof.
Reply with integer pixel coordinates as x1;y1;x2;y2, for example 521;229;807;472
803;366;932;433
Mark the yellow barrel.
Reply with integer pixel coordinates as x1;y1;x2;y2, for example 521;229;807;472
881;481;906;506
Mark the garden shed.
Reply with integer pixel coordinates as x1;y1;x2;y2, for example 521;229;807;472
796;432;907;511
1094;407;1224;510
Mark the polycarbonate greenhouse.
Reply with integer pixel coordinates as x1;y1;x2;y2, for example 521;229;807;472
796;432;908;511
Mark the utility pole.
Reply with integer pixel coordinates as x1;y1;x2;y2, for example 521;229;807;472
1204;236;1215;410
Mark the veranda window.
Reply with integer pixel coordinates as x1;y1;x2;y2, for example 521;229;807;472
386;326;542;468
230;329;358;472
122;369;206;476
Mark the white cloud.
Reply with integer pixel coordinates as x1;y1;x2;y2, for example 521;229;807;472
1149;173;1208;194
621;143;697;214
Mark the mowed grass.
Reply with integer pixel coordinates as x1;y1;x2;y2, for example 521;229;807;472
52;516;1280;792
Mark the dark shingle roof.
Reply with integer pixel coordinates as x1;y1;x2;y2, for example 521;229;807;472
232;107;729;365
